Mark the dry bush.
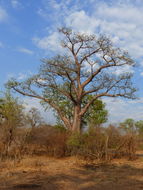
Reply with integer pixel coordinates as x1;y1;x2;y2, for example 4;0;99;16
0;122;137;162
67;125;137;161
114;135;137;160
0;124;68;160
103;126;137;160
0;124;32;161
105;125;121;149
25;125;68;157
67;127;107;160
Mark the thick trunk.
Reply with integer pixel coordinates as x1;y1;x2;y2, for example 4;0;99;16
72;106;82;132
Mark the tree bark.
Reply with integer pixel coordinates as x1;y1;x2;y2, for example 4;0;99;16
72;105;82;132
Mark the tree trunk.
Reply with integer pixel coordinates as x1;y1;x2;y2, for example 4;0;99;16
72;106;82;132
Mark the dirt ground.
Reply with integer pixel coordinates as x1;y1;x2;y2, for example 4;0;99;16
0;154;143;190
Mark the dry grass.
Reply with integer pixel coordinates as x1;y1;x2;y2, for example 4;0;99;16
0;153;143;190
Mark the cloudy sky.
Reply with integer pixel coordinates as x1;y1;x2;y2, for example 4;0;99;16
0;0;143;124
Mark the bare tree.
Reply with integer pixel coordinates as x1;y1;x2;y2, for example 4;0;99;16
26;107;44;128
7;28;136;132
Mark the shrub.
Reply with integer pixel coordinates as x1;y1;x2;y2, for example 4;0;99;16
67;127;107;160
24;125;68;157
67;125;137;161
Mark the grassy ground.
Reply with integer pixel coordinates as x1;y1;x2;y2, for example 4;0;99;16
0;154;143;190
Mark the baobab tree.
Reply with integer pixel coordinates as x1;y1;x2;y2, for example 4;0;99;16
7;28;136;132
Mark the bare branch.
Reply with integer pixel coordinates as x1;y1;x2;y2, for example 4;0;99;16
7;28;136;131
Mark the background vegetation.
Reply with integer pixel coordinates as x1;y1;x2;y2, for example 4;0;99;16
0;29;142;162
0;90;142;162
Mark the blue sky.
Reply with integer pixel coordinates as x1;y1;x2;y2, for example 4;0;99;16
0;0;143;124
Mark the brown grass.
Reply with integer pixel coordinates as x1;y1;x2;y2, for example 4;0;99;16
0;152;143;190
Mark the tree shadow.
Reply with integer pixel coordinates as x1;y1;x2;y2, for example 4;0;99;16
1;163;143;190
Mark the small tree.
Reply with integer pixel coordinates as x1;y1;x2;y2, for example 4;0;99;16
26;107;44;128
0;91;25;156
83;96;108;127
120;118;136;134
135;120;143;136
7;28;136;132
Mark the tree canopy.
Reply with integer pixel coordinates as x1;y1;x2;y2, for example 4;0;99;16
54;94;108;128
0;91;24;127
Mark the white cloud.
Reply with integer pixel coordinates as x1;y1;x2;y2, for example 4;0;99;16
33;32;62;53
48;0;61;9
92;3;143;61
96;4;143;23
110;65;134;75
11;0;21;8
65;10;99;34
0;7;8;22
35;1;143;65
103;97;143;124
37;0;79;24
17;47;34;55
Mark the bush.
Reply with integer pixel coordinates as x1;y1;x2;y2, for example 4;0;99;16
24;125;68;157
0;122;137;161
67;126;137;161
67;127;107;160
